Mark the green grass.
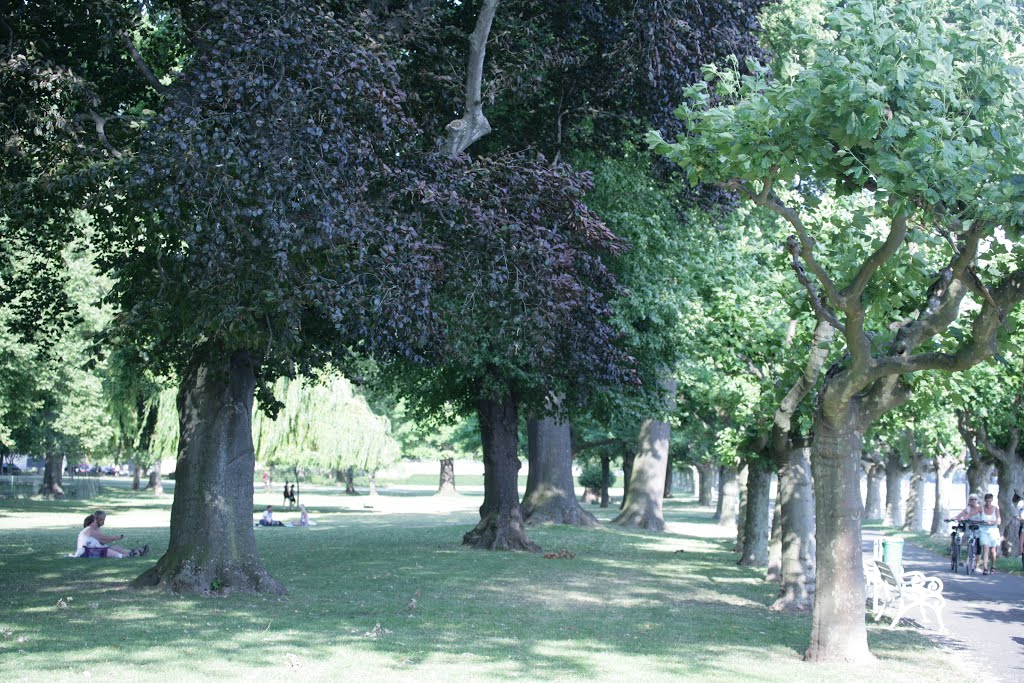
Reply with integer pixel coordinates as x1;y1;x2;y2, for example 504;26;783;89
1;487;982;682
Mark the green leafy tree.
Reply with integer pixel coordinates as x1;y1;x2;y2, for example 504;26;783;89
652;0;1024;662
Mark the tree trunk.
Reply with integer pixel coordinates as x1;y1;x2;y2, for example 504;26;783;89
599;453;611;508
345;467;358;495
718;466;739;529
713;465;726;521
930;455;957;535
334;468;344;485
966;458;992;498
131;462;141;491
772;442;816;611
903;444;927;532
41;453;65;497
619;446;635;510
883;452;905;528
736;464;749;551
804;409;871;664
994;457;1024;556
680;465;695;495
462;395;539;551
133;349;284;594
766;479;783;584
521;415;597;527
146;460;164;495
737;460;771;566
862;463;883;521
697;462;715;506
436;456;457;495
613;402;674;531
663;455;673;499
368;470;377;496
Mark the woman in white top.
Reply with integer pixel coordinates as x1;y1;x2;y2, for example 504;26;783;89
75;510;147;558
978;493;1002;574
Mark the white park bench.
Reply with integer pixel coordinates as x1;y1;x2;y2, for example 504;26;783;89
866;559;945;630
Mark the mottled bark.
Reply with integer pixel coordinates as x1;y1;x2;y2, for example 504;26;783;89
862;462;884;521
133;350;284;595
436;456;457;495
804;409;871;664
613;378;676;531
930;453;957;535
463;395;539;551
713;465;726;521
976;426;1023;557
521;415;597;527
738;459;771;566
717;466;740;529
736;464;749;551
766;482;783;584
772;441;816;611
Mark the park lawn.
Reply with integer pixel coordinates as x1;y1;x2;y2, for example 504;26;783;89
0;487;980;683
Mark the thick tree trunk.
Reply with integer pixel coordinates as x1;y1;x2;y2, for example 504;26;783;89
766;480;783;584
903;446;927;532
804;410;871;664
521;415;597;527
345;467;358;495
717;466;740;529
772;442;816;611
994;457;1024;556
146;460;163;495
600;453;611;508
613;403;674;531
697;462;715;506
133;349;284;594
436;456;457;495
131;463;142;491
463;396;539;551
41;454;64;497
883;452;905;528
966;458;993;498
862;463;883;521
931;455;957;535
738;460;771;566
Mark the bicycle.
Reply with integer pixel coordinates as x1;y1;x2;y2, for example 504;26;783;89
946;519;982;575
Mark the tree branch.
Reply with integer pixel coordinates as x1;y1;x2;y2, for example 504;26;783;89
120;30;167;95
774;320;835;435
444;0;499;157
76;110;123;158
785;235;846;333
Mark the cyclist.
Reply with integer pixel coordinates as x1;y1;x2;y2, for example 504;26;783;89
978;493;1001;574
952;493;984;523
947;494;985;573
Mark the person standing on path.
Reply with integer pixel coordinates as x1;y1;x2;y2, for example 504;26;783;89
979;493;1001;574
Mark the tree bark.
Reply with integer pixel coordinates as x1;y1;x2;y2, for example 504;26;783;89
345;467;358;495
717;466;740;529
443;0;499;156
463;395;539;551
737;459;771;566
663;455;673;499
883;451;906;528
41;453;64;497
599;453;611;508
713;465;726;521
804;408;871;664
131;462;141;491
619;445;635;510
146;460;163;495
766;480;783;584
994;457;1023;556
521;414;597;527
862;462;884;521
736;463;749;551
697;462;715;506
436;456;457;495
930;453;957;535
613;383;675;530
133;349;284;594
902;433;927;532
772;441;816;611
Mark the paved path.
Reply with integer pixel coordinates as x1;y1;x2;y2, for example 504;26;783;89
864;530;1024;682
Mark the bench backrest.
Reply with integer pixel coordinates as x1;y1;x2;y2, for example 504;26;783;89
875;560;899;588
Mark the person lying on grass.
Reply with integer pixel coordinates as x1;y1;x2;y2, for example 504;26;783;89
75;510;149;558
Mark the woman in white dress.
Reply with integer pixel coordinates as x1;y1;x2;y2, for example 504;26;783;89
978;493;1002;574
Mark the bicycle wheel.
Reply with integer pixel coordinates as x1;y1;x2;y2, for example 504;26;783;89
950;536;960;573
966;537;977;575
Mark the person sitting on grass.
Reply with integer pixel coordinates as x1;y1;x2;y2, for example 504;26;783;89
75;511;149;558
258;505;284;527
289;504;316;527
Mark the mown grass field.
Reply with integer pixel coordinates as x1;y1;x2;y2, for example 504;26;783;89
0;481;981;682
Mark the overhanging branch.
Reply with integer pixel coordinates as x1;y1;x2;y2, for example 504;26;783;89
120;31;167;95
444;0;499;157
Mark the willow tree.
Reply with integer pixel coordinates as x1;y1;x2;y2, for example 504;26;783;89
653;0;1024;662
